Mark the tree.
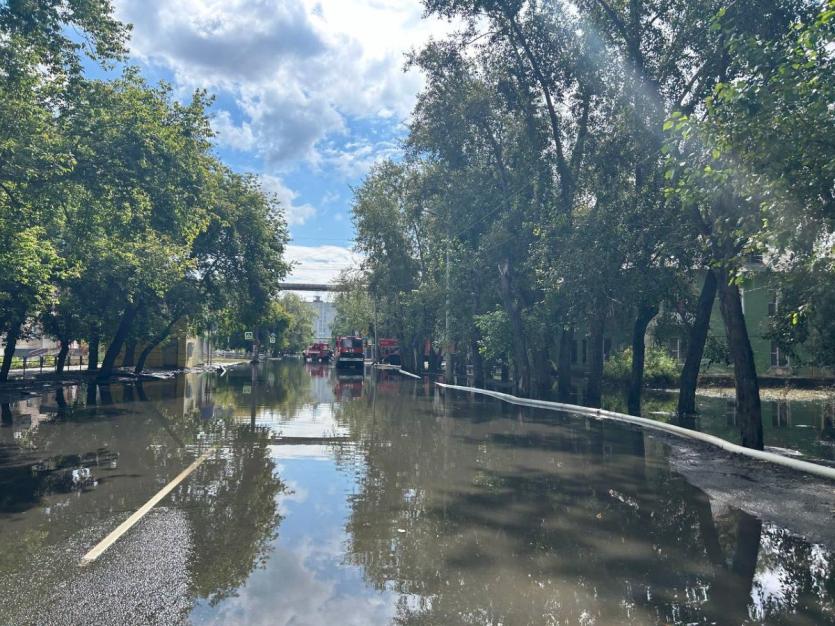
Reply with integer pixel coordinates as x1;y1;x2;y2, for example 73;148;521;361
662;0;831;447
332;271;374;339
276;293;314;354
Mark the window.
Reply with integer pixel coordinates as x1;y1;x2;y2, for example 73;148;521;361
571;339;578;364
668;338;681;362
581;338;588;364
770;341;789;367
603;338;612;360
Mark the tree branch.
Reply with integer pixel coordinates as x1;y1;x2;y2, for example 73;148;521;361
594;0;631;43
504;13;573;208
570;91;592;177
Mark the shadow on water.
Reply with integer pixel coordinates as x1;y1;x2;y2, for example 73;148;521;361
340;381;835;625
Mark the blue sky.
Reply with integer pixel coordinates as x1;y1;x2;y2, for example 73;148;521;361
109;0;454;286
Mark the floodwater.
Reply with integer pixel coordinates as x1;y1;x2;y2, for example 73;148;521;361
1;362;834;625
603;388;835;463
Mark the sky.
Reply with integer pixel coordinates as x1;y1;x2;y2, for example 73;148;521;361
110;0;455;290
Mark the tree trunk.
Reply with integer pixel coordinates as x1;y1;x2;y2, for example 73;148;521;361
55;341;70;374
705;512;762;623
558;327;574;402
87;329;100;372
497;259;530;396
135;316;181;374
678;270;717;417
55;387;67;412
586;312;605;408
716;269;763;450
85;382;97;406
0;319;22;382
98;304;139;380
98;384;113;405
627;304;659;416
123;340;137;368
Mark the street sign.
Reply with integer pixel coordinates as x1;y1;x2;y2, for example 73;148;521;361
269;335;276;344
244;331;254;340
242;385;251;394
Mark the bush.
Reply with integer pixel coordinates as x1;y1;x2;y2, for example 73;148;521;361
604;346;681;387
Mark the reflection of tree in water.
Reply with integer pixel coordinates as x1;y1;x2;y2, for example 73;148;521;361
134;380;289;606
339;387;835;624
101;379;287;608
211;362;316;420
171;425;286;606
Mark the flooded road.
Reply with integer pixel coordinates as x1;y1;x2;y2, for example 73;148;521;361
1;361;835;625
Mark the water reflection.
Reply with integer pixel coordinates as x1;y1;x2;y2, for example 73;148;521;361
0;362;834;624
596;387;835;463
0;373;286;623
338;382;835;624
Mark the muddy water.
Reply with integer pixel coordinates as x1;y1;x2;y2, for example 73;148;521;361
0;361;834;624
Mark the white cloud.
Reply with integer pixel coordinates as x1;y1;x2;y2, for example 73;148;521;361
260;175;317;226
284;244;361;285
114;0;456;176
320;137;402;179
212;110;256;151
321;190;341;205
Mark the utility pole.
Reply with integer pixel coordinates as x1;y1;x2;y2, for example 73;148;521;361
372;295;379;363
444;232;452;380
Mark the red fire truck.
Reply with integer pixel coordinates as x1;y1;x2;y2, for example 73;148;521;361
377;338;401;366
335;336;365;369
303;342;333;363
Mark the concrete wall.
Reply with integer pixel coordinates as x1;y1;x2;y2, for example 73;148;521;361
114;328;209;370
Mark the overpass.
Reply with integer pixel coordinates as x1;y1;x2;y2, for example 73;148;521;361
278;282;347;292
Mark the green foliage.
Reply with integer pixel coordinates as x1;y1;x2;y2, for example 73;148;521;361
604;347;681;387
276;294;315;353
348;0;833;401
474;309;512;364
703;335;731;370
0;2;290;377
332;283;374;340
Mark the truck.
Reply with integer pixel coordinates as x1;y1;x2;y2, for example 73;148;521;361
334;336;365;369
377;338;401;366
303;342;333;363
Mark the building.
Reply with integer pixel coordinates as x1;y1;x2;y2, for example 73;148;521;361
308;296;337;342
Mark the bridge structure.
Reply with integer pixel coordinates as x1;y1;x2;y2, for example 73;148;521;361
277;282;348;292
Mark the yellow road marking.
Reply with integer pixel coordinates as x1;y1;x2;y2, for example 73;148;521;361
79;447;216;566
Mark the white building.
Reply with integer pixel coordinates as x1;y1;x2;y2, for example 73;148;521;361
309;296;337;342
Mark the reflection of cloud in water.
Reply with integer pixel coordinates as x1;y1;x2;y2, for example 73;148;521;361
276;480;309;516
257;403;349;439
269;444;344;461
195;542;395;626
193;450;389;625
